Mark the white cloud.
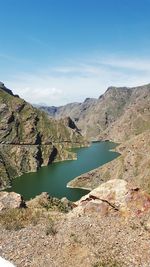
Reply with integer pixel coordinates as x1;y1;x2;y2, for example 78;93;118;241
4;54;150;106
99;56;150;72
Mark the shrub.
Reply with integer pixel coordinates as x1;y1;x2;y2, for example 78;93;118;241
93;258;122;267
45;219;57;236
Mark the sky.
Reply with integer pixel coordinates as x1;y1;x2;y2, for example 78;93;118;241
1;0;150;106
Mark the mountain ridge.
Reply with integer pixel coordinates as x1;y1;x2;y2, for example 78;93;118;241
0;82;86;189
39;83;150;140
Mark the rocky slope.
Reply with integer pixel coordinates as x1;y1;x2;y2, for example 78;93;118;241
100;84;150;142
40;84;150;141
0;82;86;189
68;130;150;193
1;179;150;266
37;83;150;195
40;97;98;138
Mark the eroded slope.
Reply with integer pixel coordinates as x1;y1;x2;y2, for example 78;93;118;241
0;82;86;189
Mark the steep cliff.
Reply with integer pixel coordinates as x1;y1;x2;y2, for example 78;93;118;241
100;84;150;142
0;82;86;189
40;84;150;142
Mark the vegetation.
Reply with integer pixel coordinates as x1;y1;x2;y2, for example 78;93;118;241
0;208;41;230
38;196;73;213
45;218;57;236
93;258;122;267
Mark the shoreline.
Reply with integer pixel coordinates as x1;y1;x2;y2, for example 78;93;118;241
0;142;89;193
66;140;120;191
2;140;119;201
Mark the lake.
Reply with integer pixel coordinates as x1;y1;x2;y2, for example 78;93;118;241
7;142;119;201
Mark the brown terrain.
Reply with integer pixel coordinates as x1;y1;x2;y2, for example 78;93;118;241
1;179;150;266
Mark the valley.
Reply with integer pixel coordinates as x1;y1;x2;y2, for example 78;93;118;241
1;82;150;267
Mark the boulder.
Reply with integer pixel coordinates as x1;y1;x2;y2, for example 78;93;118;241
76;179;150;217
0;191;26;211
27;192;50;208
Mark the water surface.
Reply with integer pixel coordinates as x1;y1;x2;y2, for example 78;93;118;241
8;142;119;201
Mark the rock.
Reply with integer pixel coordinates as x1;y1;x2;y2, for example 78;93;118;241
61;117;80;132
27;192;50;208
75;179;150;217
61;197;74;210
0;192;26;211
61;197;70;205
0;81;14;96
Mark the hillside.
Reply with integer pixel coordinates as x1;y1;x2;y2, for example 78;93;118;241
40;84;150;141
40;98;98;137
1;179;150;266
100;84;150;142
65;84;150;196
0;82;86;189
68;130;150;193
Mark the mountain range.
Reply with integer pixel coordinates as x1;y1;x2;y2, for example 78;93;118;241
40;84;150;193
40;84;150;141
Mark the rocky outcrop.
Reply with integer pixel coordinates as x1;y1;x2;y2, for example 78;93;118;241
2;179;150;216
0;82;87;189
2;180;150;266
0;191;25;211
74;179;150;218
0;82;15;96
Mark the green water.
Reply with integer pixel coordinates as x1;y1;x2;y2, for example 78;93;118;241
7;142;119;201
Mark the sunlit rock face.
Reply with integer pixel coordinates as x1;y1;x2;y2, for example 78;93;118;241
75;179;150;218
0;191;26;211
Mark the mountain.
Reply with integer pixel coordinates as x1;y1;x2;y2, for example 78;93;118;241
66;83;150;194
40;98;97;136
98;84;150;142
0;82;86;189
40;84;150;142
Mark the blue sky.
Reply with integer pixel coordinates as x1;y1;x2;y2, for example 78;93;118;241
1;0;150;105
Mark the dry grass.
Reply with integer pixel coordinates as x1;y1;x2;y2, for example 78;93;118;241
0;208;42;230
93;260;122;267
93;255;124;267
38;196;73;213
45;218;57;236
